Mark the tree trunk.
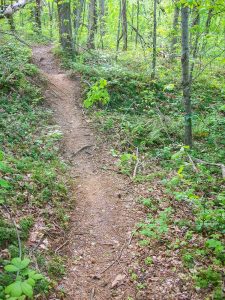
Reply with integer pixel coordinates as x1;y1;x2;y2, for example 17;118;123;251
170;4;180;58
99;0;105;49
190;10;200;83
34;0;41;31
121;0;127;51
135;0;139;47
57;0;73;53
87;0;97;49
116;0;122;57
151;0;157;78
74;0;84;45
7;14;16;30
181;5;192;148
48;1;54;38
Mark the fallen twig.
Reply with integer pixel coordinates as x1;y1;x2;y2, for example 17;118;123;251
187;154;199;173
133;147;139;178
55;240;69;253
90;288;95;300
30;233;47;253
100;232;133;274
71;145;95;157
192;157;225;179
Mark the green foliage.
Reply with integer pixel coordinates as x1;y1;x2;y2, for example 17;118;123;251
138;207;173;240
1;257;45;300
83;79;110;109
194;268;222;289
117;152;137;176
0;40;69;298
144;256;153;266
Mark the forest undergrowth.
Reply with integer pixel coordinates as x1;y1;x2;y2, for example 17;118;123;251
63;49;225;299
0;40;72;299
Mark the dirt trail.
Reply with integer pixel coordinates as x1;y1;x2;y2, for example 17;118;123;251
32;45;137;300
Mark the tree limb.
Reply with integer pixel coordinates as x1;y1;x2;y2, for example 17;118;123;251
192;157;225;179
0;0;32;19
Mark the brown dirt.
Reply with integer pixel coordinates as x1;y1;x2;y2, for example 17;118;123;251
32;45;138;300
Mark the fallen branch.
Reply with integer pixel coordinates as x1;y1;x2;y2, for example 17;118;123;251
55;240;69;253
187;154;199;173
133;147;139;178
0;0;32;18
71;145;95;157
100;232;133;274
192;157;225;179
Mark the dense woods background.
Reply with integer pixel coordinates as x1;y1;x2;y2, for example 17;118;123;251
0;0;224;299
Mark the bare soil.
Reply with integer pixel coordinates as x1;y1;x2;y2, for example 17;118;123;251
32;45;138;300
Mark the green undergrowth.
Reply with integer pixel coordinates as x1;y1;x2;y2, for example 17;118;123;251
0;40;71;299
65;50;225;299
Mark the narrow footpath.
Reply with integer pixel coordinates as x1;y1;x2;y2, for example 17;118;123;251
32;45;137;300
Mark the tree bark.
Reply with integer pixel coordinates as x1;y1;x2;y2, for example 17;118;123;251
7;14;16;30
99;0;105;49
34;0;41;31
121;0;127;51
48;1;54;38
116;0;122;56
135;0;139;47
87;0;97;49
170;4;180;58
151;0;157;78
74;0;84;43
57;0;73;53
190;10;200;83
181;5;192;148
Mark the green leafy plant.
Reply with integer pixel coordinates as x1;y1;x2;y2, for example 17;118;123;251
144;256;153;266
2;257;44;299
138;207;173;240
194;268;222;289
83;79;110;108
117;152;137;175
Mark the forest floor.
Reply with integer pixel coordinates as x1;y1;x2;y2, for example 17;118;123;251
31;45;206;300
32;45;139;300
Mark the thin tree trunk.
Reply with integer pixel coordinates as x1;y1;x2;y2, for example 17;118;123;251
205;5;213;34
99;0;105;49
116;0;122;56
35;0;41;31
74;0;84;46
131;3;134;39
190;10;200;83
151;0;157;78
48;2;53;38
170;4;180;58
87;0;97;49
135;0;139;47
57;0;73;53
181;5;192;148
121;0;127;51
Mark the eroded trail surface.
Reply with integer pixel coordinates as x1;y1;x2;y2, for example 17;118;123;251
32;46;137;300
